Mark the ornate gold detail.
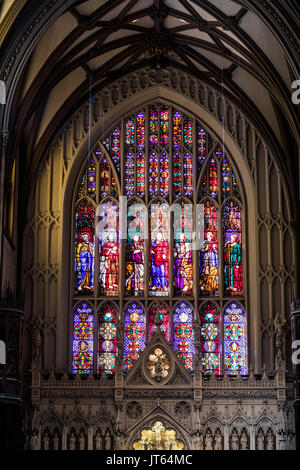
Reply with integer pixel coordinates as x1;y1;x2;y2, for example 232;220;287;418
133;421;184;450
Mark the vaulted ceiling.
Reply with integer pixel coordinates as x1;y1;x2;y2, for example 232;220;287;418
1;0;300;179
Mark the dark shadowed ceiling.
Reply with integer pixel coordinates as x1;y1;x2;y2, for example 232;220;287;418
0;0;299;180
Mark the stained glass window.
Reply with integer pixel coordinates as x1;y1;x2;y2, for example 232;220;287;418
73;103;247;376
87;156;96;199
173;111;182;149
98;303;117;375
99;157;111;198
197;126;206;165
137;112;145;150
111;127;121;170
173;302;194;369
124;302;146;369
160;109;169;147
75;200;95;294
125;153;134;197
224;302;247;375
149;304;170;341
125;202;146;296
149;152;159;197
150;203;169;296
126;119;135;146
200;302;221;374
73;302;94;374
200;201;219;296
184;119;192;150
150;108;158;147
136;153;145;197
98;201;119;296
223;201;243;295
174;202;193;296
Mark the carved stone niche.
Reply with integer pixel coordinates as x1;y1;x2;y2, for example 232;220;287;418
174;401;191;420
126;401;143;420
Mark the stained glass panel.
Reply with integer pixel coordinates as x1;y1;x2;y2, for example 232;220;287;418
200;201;219;296
124;302;146;369
149;305;170;341
149;152;159;197
160;109;169;147
183;153;193;197
200;302;220;374
111;127;121;170
125;153;134;197
173;302;194;369
223;201;243;295
184;119;192;149
75;200;95;294
173;111;182;149
150;203;169;296
99;158;110;198
125;202;146;296
87;156;96;199
197;126;206;165
137;112;145;150
98;303;117;375
126;119;135;146
136;153;145;197
78;171;86;199
73;302;94;374
98;201;119;296
160;152;169;197
173;153;182;198
209;158;218;198
150;108;158;147
174;203;193;296
224;302;247;375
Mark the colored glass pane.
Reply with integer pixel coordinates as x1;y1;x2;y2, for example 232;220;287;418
125;153;134;197
149;305;170;341
149;152;159;197
87;156;96;199
98;303;117;375
99;158;110;198
198;126;206;165
160;152;169;197
150;203;169;296
173;111;182;149
173;153;182;198
183;153;193;197
111;127;121;170
223;201;243;295
136;153;145;197
125;202;146;296
98;201;119;296
124;302;146;369
149;108;158;147
78;171;86;199
200;303;220;374
209;158;218;198
184;119;192;149
174;203;193;296
200;201;219;296
160;109;169;147
137;112;145;150
224;303;247;375
173;302;194;369
126;119;135;146
75;200;95;294
73;302;94;374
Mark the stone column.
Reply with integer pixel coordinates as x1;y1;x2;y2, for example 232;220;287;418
0;130;9;293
